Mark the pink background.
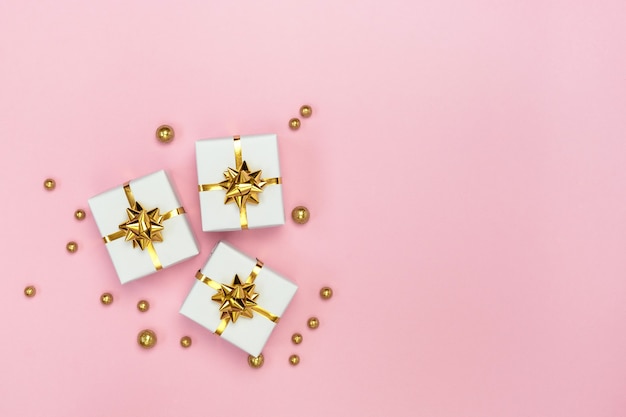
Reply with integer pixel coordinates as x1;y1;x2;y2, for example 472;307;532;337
1;1;626;416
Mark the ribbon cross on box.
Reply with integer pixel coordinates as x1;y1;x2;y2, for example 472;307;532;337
198;135;282;229
103;182;185;270
195;258;280;336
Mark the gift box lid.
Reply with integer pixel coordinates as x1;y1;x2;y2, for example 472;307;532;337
180;241;298;356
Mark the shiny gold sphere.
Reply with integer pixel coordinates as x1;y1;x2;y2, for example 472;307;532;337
156;124;175;143
320;287;333;300
100;292;113;305
299;105;313;118
137;300;150;312
289;118;301;130
66;241;78;253
24;286;36;297
291;333;303;345
180;336;192;348
138;329;157;349
291;206;310;224
248;353;264;368
74;209;86;220
308;317;319;329
289;354;300;366
43;178;56;190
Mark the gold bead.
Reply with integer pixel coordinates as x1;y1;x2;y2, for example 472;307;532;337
66;241;78;253
248;353;264;368
138;329;157;349
308;317;319;329
180;336;192;348
43;178;56;191
289;354;300;366
137;300;150;312
156;124;175;143
320;287;333;300
100;292;113;305
24;286;36;297
299;105;313;118
291;333;303;345
291;206;310;224
289;118;301;130
74;209;86;220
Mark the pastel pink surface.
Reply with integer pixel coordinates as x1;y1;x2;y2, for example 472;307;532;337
1;1;626;416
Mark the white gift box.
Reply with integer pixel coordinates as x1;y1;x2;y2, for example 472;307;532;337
180;241;297;356
196;133;285;231
88;170;199;284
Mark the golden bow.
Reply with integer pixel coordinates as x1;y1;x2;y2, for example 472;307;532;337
195;259;279;336
103;182;186;270
198;135;282;229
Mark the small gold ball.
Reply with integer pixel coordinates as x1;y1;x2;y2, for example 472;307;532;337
24;286;36;297
74;209;86;220
299;105;313;118
289;354;300;366
320;287;333;300
43;178;56;190
248;353;264;368
100;292;113;305
308;317;319;329
66;241;78;253
291;206;310;224
289;118;301;130
138;329;157;349
137;300;150;312
156;124;175;143
291;333;303;345
180;336;192;348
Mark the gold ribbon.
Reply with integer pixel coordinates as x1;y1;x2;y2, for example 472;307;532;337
103;182;186;270
195;259;279;336
198;135;282;229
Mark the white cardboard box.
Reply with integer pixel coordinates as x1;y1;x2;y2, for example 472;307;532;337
180;241;297;356
88;170;199;284
196;133;285;231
